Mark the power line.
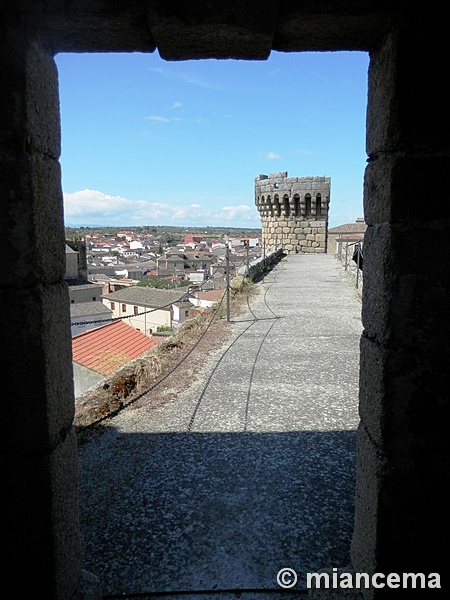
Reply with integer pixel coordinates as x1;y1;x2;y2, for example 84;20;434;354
71;262;227;327
76;292;227;429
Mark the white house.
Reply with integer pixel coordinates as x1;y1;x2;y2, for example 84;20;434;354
70;302;113;336
101;286;188;335
187;271;206;283
189;289;225;309
172;301;196;327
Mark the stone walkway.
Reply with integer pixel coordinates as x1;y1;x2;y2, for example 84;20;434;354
78;254;363;599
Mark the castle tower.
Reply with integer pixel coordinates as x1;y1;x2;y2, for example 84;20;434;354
255;172;331;254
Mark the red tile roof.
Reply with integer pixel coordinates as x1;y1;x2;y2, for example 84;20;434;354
194;290;225;301
72;320;157;376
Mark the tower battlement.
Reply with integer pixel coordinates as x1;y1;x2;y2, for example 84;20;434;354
255;172;331;254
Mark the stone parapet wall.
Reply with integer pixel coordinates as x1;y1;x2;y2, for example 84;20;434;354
255;172;330;254
237;248;283;279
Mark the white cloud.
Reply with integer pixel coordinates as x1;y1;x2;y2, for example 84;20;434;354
172;101;183;109
63;190;261;228
63;189;144;218
144;115;172;123
179;72;223;90
217;205;252;221
261;151;282;160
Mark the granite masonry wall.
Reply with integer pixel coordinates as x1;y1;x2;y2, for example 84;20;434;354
255;172;330;254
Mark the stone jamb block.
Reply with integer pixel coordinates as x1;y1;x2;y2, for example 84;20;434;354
1;282;74;454
6;428;82;598
362;222;450;348
1;155;66;285
364;155;450;225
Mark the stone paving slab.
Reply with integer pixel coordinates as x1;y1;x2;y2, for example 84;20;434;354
78;254;363;598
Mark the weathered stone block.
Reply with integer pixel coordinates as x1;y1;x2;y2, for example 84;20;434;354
360;334;450;460
6;428;82;598
366;23;446;156
353;425;448;578
351;424;385;579
362;222;450;349
364;155;450;224
1;155;66;285
0;34;61;158
1;282;73;453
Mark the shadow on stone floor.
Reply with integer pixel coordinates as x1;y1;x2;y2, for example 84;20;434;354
78;429;357;598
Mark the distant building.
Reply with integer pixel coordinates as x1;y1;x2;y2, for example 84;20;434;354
327;218;366;254
241;237;261;248
70;301;113;337
190;289;225;309
101;286;189;335
157;249;212;274
66;244;111;335
184;235;202;245
172;301;196;326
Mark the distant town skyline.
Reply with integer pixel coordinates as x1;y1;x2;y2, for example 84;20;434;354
56;50;369;230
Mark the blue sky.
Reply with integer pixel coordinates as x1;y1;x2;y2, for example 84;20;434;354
56;50;369;230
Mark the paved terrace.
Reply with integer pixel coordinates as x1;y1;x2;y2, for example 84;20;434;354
78;254;363;599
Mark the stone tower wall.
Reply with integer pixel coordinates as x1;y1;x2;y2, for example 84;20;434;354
255;172;330;254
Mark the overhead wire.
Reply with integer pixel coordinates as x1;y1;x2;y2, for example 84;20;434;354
71;258;227;328
79;254;293;599
74;248;280;431
187;263;283;432
76;289;227;429
99;263;296;599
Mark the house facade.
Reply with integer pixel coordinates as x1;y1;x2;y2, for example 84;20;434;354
70;302;113;337
101;287;189;335
327;218;367;255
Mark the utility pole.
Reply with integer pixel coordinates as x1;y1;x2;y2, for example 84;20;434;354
246;241;249;277
226;244;230;322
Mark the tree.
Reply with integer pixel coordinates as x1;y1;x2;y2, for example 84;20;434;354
138;276;172;289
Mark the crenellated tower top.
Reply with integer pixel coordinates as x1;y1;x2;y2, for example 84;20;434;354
255;172;330;254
